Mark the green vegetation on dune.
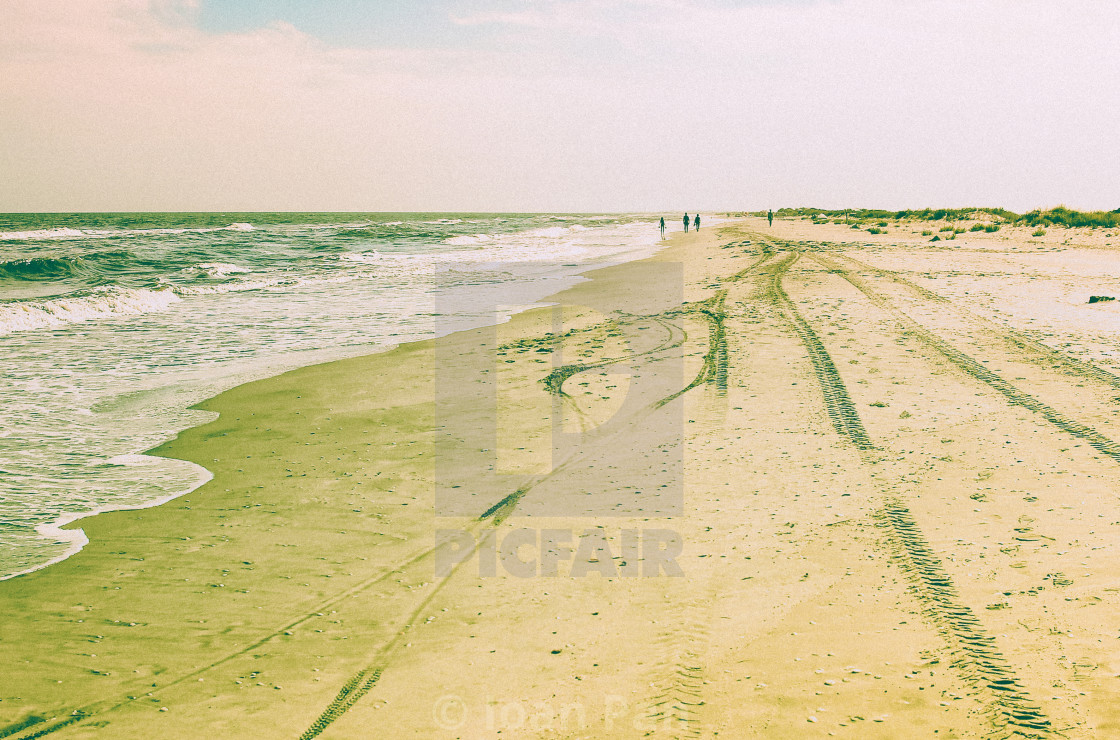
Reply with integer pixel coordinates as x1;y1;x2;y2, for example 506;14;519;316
1015;206;1120;229
769;206;1017;222
760;205;1120;229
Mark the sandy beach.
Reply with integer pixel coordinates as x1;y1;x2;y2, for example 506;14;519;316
5;215;1120;738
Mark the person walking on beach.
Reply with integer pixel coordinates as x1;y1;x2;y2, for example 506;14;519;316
694;213;700;231
660;217;666;237
767;209;773;227
683;213;690;232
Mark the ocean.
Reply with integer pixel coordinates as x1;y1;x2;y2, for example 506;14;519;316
0;212;668;579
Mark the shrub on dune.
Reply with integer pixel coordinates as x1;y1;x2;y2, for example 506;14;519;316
1016;206;1120;229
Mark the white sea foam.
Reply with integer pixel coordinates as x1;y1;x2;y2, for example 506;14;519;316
193;262;252;278
0;224;260;241
339;251;383;264
103;454;161;467
523;226;574;238
444;234;492;246
0;286;181;336
0;227;87;240
142;226;227;236
0;269;364;337
306;222;371;230
172;277;297;296
0;455;213;583
178;271;366;297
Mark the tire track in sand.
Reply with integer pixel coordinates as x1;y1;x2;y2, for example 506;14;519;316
641;595;714;739
655;291;729;408
299;271;741;738
812;252;1120;464
760;249;874;450
758;240;1054;739
830;251;1120;391
0;540;450;740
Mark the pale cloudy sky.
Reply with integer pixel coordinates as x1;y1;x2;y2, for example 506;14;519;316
1;0;1117;212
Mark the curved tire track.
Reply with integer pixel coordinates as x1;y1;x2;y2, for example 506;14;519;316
299;291;728;737
656;291;729;408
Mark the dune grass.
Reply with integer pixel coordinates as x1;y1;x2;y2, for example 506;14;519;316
1015;206;1120;229
772;205;1119;229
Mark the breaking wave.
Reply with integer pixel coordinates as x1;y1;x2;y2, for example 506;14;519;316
0;223;255;241
191;262;252;278
0;228;86;241
0;250;135;281
0;286;181;335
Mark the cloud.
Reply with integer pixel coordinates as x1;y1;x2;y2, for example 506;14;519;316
1;0;1118;211
451;10;553;27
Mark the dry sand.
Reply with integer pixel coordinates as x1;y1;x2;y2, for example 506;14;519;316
4;216;1120;738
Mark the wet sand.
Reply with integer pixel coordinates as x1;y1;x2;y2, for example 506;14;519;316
3;216;1120;738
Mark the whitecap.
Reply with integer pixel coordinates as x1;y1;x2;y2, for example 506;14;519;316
172;277;296;295
226;223;255;232
0;286;181;336
0;228;87;241
193;262;252;278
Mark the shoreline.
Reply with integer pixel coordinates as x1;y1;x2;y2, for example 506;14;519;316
1;218;679;582
0;219;720;737
1;458;215;583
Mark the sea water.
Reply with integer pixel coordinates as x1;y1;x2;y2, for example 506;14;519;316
0;212;669;579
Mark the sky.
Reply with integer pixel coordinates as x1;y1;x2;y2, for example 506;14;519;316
1;0;1118;212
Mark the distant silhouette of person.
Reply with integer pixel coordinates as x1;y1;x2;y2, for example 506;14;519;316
683;213;689;232
694;214;700;230
660;217;666;237
768;209;773;227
